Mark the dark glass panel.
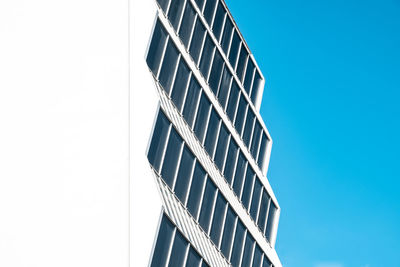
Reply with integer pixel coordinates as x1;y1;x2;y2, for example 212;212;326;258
257;189;270;234
228;30;241;69
213;123;229;170
190;18;206;65
232;151;246;198
223;139;238;185
220;206;236;258
194;0;205;11
252;244;263;267
156;0;170;14
183;76;201;128
186;247;201;267
161;128;183;189
241;233;255;267
251;70;262;104
221;18;233;54
159;40;180;94
265;201;277;241
236;44;248;82
174;146;195;204
150;215;174;267
242;108;255;147
250;178;262;221
241;166;255;210
199;34;215;80
210;192;227;246
243;58;255;95
168;0;185;31
217;65;232;109
179;1;196;48
263;255;272;267
171;59;191;111
146;19;168;76
230;220;245;266
203;0;217;25
257;132;269;170
198;179;217;233
204;108;220;157
168;231;188;267
187;162;206;219
148;111;170;172
193;92;211;144
201;260;210;267
250;121;262;159
234;94;247;136
212;1;226;41
208;50;224;95
226;80;240;122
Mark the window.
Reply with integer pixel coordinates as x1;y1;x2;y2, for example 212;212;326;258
232;151;246;198
208;50;224;95
171;59;191;111
182;76;201;128
199;34;215;80
251;70;262;104
230;220;245;266
174;146;195;204
228;30;241;69
221;17;233;54
250;178;262;222
223;139;238;185
204;108;220;157
156;0;170;14
257;189;270;234
161;128;183;189
234;94;247;136
242;108;255;147
257;132;269;169
213;123;229;170
159;40;180;94
179;1;196;48
168;231;188;267
236;44;248;82
148;110;170;172
217;65;232;109
210;192;227;246
201;260;210;267
243;58;255;95
241;165;255;210
250;121;262;159
198;179;217;233
146;19;168;76
263;255;272;267
187;162;206;219
193;92;211;143
252;244;263;267
186;247;202;267
203;0;217;25
226;80;240;122
190;18;206;65
150;215;174;267
265;201;277;241
167;0;185;31
220;206;236;258
212;1;226;41
241;233;255;267
194;0;205;12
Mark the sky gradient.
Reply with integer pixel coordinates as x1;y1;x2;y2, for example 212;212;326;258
225;0;400;266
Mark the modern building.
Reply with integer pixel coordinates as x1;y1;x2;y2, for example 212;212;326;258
137;0;283;266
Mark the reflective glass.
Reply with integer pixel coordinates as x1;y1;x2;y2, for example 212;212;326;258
161;128;183;189
220;206;236;258
241;233;255;267
159;40;179;94
230;220;245;266
221;18;233;54
179;1;196;48
213;123;229;170
257;189;270;234
174;146;195;204
201;260;210;267
228;31;241;69
212;1;226;41
168;231;188;267
203;0;217;25
241;166;255;210
171;59;191;111
156;0;170;14
148;111;170;172
208;50;224;95
242;108;255;147
194;92;211;143
232;151;246;198
265;201;277;241
250;178;262;221
223;139;238;185
217;65;232;109
263;255;272;267
252;245;263;267
251;70;262;104
250;122;262;160
194;0;205;11
150;215;174;267
198;179;217;233
199;34;215;80
186;247;201;267
204;108;220;157
183;76;201;128
226;80;240;122
236;44;248;82
243;58;255;95
210;192;227;246
190;18;206;65
146;19;168;76
234;94;247;136
187;162;206;219
168;0;185;31
257;132;269;169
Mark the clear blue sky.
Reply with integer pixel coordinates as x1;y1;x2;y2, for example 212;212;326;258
226;0;400;266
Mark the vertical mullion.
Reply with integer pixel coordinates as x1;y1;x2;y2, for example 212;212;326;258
216;201;229;248
164;227;177;267
156;35;171;79
177;0;188;34
171;138;185;191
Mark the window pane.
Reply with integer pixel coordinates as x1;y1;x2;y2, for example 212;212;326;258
187;162;206;219
161;128;183;189
186;247;201;267
241;166;255;210
183;76;201;128
226;80;240;122
263;255;272;267
190;18;206;65
220;206;236;258
203;0;217;25
242;108;255;147
228;31;240;69
250;178;262;221
265;201;277;241
156;0;170;14
241;233;255;267
236;44;248;82
204;108;220;157
257;132;269;170
223;138;238;185
250;121;262;159
230;220;245;266
159;40;180;94
194;92;211;143
213;123;229;170
194;0;205;11
146;19;168;76
251;70;262;104
208;50;224;95
257;189;270;234
199;34;215;80
221;18;233;54
234;94;247;136
217;65;232;109
198;179;217;233
150;215;175;267
212;1;226;41
201;260;210;267
174;146;195;204
168;231;188;267
232;151;246;198
252;244;263;267
179;1;196;48
148;110;170;172
168;0;185;31
210;192;227;246
243;58;255;95
171;59;191;111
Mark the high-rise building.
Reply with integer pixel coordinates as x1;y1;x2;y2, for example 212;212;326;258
133;0;283;266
